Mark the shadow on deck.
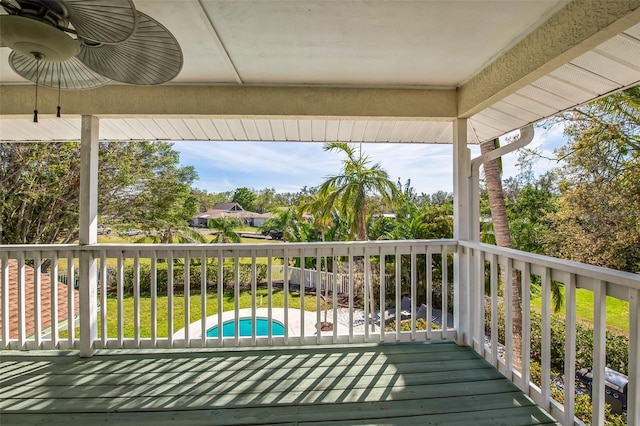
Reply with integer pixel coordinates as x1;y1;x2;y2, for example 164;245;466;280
0;341;558;425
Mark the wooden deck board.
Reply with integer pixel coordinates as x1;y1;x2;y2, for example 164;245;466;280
0;342;559;425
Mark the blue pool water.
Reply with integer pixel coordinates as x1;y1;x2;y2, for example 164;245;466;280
206;317;285;338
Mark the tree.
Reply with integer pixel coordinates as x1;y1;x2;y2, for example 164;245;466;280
136;226;206;245
545;87;640;273
254;188;278;213
260;207;303;243
0;141;198;244
208;217;242;243
481;138;524;370
192;188;230;212
318;142;401;331
317;143;401;241
232;187;256;212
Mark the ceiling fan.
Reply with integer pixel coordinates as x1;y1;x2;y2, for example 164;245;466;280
0;0;183;120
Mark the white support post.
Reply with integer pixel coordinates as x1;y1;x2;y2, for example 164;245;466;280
79;115;99;357
453;118;471;345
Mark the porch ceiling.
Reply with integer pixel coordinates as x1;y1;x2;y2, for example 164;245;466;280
1;0;640;143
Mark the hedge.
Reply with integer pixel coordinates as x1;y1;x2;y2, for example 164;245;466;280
485;299;629;375
105;261;268;296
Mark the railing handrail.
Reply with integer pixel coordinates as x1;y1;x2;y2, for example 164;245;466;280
459;240;640;291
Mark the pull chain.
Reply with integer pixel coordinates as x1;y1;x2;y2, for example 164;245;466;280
33;56;40;123
56;62;61;118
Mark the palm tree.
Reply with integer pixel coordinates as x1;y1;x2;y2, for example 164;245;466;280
135;221;206;244
318;143;401;241
208;216;242;243
318;142;402;330
260;207;302;242
481;138;523;370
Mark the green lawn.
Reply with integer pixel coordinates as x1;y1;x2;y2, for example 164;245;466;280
530;287;629;333
64;289;326;339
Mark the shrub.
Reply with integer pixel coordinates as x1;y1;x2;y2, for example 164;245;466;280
530;361;625;425
111;261;268;296
485;299;629;375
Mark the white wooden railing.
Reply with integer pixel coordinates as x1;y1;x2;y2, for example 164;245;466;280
0;240;456;351
459;241;639;426
1;240;638;425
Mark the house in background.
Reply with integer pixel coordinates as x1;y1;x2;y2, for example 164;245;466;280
191;202;274;228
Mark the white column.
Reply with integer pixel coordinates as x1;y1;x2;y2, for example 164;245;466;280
453;119;471;345
79;115;99;357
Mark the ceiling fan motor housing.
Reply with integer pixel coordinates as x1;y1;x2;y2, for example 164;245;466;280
0;15;80;61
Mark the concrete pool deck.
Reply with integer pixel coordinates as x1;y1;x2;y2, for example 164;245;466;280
173;308;354;339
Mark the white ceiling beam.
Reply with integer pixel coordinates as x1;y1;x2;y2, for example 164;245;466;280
458;0;640;118
196;0;243;85
0;85;457;119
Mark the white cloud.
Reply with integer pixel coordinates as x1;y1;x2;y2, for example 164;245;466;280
174;127;568;195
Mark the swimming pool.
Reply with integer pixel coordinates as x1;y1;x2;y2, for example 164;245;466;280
206;317;285;338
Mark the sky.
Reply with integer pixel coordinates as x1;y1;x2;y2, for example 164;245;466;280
172;123;568;195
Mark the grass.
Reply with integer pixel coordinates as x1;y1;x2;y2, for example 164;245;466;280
62;289;327;339
530;286;629;333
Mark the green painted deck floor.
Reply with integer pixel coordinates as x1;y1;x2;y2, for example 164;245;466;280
1;341;558;425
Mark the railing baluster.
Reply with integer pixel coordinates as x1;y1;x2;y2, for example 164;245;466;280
133;252;140;348
200;250;207;347
51;253;59;348
410;247;416;340
348;249;354;343
17;255;26;348
251;250;257;345
267;251;273;345
541;267;551;411
380;251;386;341
475;250;485;352
364;248;371;342
284;248;289;345
100;251;108;348
441;247;448;333
563;273;576;426
234;253;240;346
628;288;639;426
395;246;400;341
66;255;74;347
316;253;321;344
150;253;157;348
34;253;42;348
504;257;513;377
474;249;485;353
490;254;498;366
300;255;305;341
592;279;606;426
184;253;190;347
217;251;223;347
332;250;338;343
117;254;124;348
521;262;531;395
167;252;174;348
426;248;432;341
67;252;76;349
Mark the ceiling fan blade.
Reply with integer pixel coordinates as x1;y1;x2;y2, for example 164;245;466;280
9;50;111;90
64;0;137;44
77;11;183;85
